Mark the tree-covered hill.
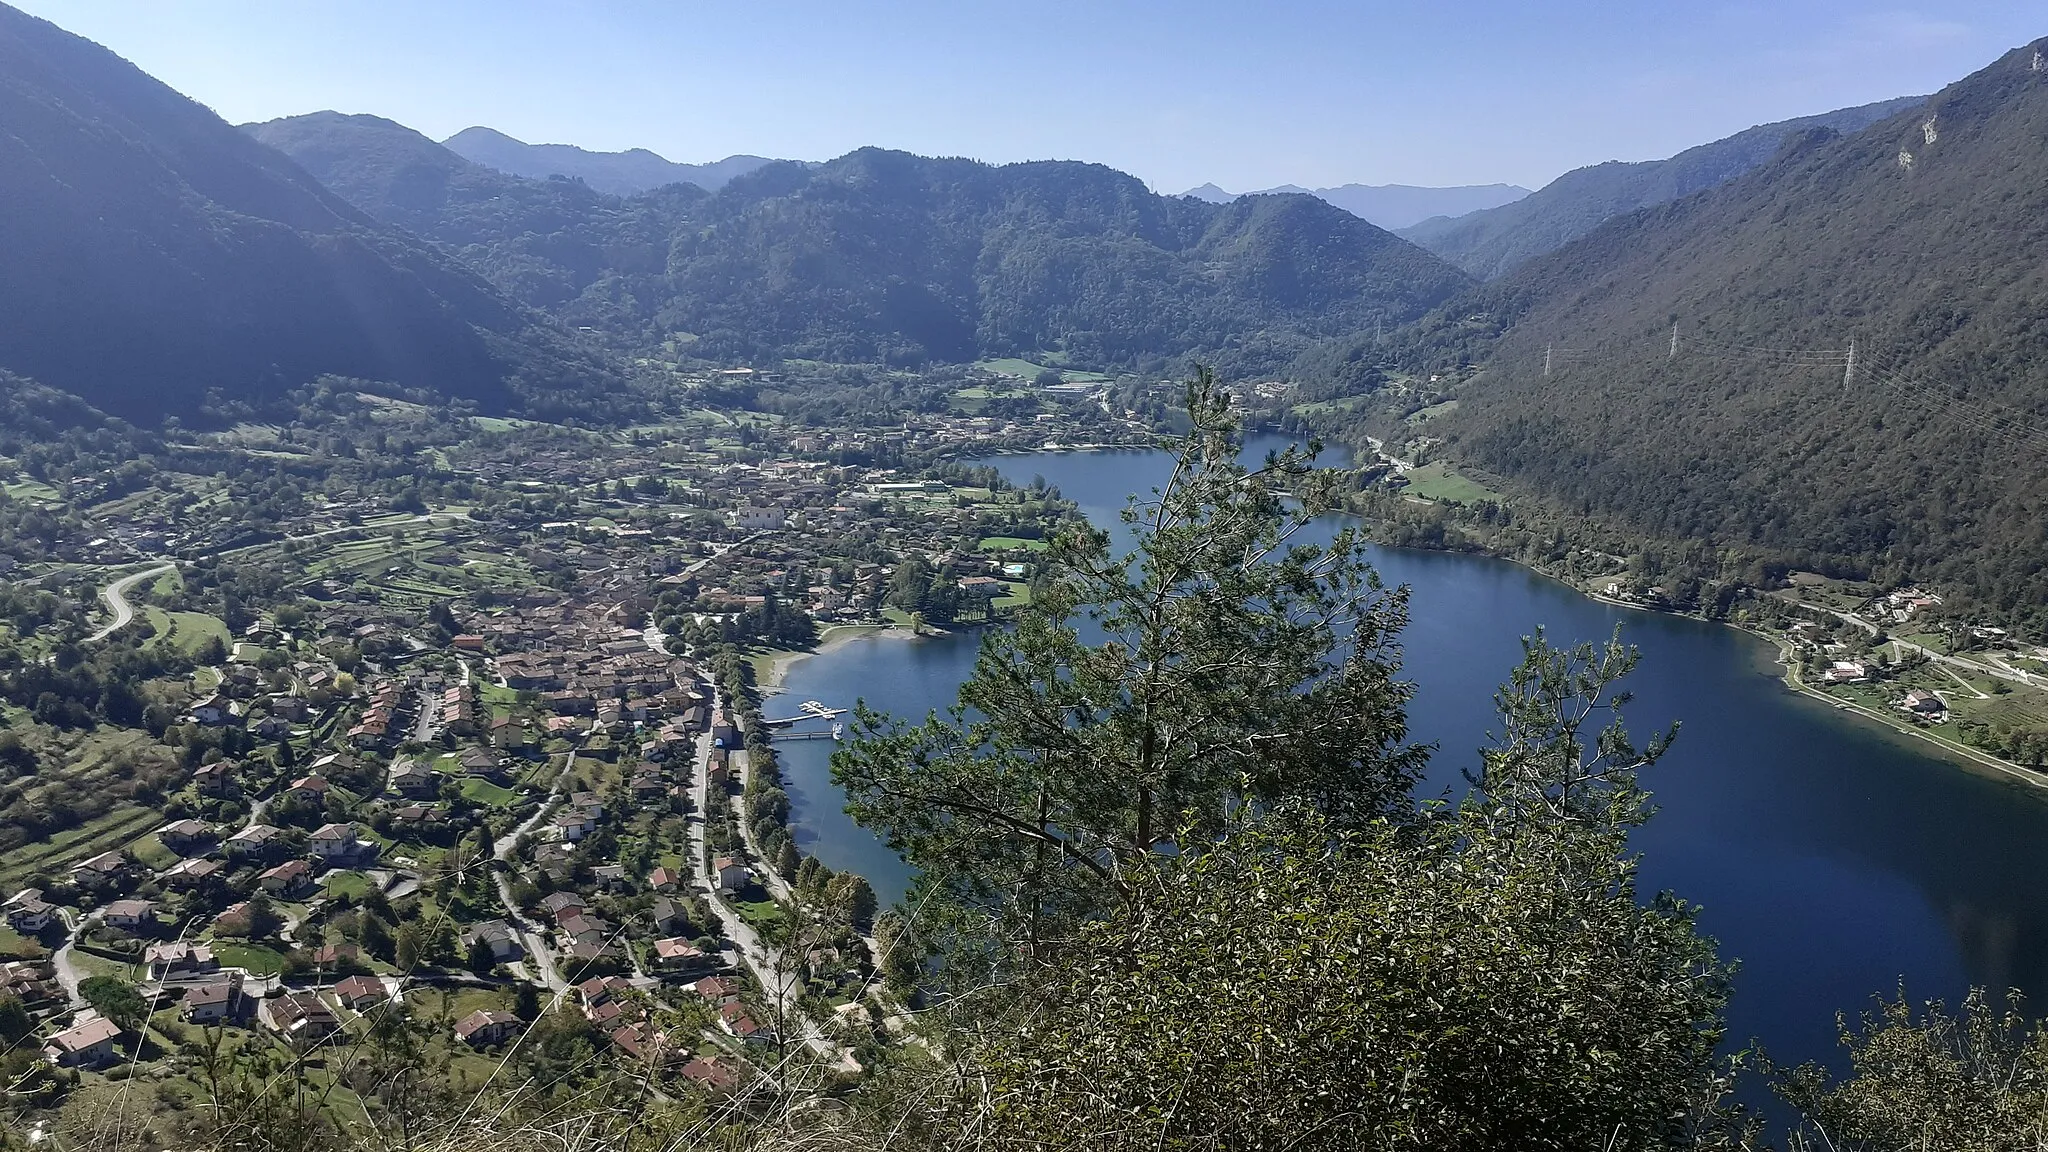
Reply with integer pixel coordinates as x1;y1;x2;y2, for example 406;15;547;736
1397;95;1923;279
1405;38;2048;625
0;3;613;422
442;124;779;195
251;116;1476;373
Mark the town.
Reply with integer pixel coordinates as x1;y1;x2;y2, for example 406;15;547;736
0;363;1163;1134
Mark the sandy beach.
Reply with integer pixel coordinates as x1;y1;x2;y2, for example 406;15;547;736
758;624;916;694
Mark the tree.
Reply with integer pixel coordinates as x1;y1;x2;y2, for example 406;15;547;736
835;371;1423;964
466;938;496;978
837;636;1743;1152
1778;987;2048;1150
79;975;146;1030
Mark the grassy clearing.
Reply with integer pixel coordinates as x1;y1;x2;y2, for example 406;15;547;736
459;778;520;807
1401;462;1503;504
209;942;287;975
1405;399;1461;424
974;357;1109;383
1;479;62;503
977;536;1049;552
322;870;373;901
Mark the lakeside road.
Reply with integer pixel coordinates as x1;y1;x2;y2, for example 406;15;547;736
86;562;176;641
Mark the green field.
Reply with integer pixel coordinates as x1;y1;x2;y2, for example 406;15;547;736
1;479;62;504
322;870;374;900
460;778;521;807
142;607;229;654
1401;462;1503;504
976;536;1050;552
209;942;287;975
973;357;1109;383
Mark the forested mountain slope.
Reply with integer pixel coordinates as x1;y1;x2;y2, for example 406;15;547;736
1397;95;1922;279
443;125;777;194
1420;39;2048;623
254;115;1476;371
0;4;609;421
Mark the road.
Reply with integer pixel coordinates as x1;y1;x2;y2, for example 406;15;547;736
51;909;97;1009
1797;601;2039;691
687;693;836;1060
86;563;176;642
490;748;581;996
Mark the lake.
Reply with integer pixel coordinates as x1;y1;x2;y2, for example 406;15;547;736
770;434;2048;1073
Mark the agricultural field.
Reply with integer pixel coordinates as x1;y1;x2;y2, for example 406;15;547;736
1400;462;1503;505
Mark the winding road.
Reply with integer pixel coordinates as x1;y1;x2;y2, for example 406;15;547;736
86;563;175;642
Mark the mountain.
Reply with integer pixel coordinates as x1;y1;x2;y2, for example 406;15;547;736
443;126;777;195
1180;182;1531;229
1397;96;1924;279
0;4;610;421
253;117;1477;372
1412;38;2048;624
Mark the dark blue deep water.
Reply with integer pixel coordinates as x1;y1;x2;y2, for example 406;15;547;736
772;435;2048;1074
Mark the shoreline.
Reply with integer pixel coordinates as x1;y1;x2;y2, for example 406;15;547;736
1445;545;2048;794
757;624;916;695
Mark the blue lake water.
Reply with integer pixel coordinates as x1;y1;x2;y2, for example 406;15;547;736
771;434;2048;1074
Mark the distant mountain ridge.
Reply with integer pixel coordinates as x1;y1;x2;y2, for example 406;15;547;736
443;126;780;195
1181;181;1531;230
1396;95;1925;278
0;3;608;421
254;114;1477;373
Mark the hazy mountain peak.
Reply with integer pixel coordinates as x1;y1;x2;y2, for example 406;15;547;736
1178;181;1532;230
442;126;782;195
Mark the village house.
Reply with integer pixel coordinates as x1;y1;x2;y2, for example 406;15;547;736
1902;690;1948;718
717;1001;772;1045
71;851;130;889
101;898;157;932
714;856;751;892
181;975;240;1024
161;856;225;889
652;937;711;970
6;890;55;934
1822;660;1870;684
692;975;742;1007
309;821;369;863
145;942;218;980
189;693;235;726
260;991;339;1049
454;1008;522;1047
283;774;330;803
552;809;596;842
259;859;315;897
389;757;437;797
193;760;239;797
461;920;524;962
157;819;213;853
332;974;387;1012
309;942;361;968
228;824;282;858
45;1016;122;1067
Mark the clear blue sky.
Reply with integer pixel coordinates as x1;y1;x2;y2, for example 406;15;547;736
15;1;2041;192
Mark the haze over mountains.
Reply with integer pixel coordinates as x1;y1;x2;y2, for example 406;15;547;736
1397;95;1925;278
1399;39;2048;622
0;3;609;421
251;111;1474;372
440;126;780;195
1181;181;1530;230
